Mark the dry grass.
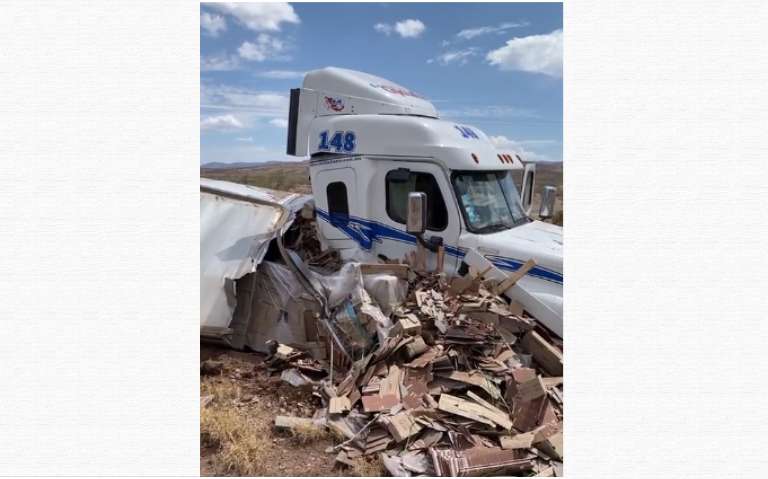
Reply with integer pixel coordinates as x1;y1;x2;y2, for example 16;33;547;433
350;456;386;477
288;421;331;445
201;379;270;476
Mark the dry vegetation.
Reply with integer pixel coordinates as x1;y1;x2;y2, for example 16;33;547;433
201;162;312;194
200;348;381;476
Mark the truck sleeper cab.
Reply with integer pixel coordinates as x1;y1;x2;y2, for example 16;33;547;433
286;67;563;336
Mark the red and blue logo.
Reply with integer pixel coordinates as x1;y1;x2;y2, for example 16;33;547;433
324;96;345;112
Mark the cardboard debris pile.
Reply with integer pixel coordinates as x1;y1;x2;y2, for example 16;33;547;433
269;267;564;477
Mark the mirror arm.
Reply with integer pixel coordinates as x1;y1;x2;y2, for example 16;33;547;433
415;233;442;253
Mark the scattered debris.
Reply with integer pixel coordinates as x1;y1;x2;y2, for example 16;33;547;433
252;266;564;476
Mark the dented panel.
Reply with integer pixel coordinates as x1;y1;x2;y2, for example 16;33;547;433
200;178;311;334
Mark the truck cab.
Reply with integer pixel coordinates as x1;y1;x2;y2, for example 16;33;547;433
286;67;563;335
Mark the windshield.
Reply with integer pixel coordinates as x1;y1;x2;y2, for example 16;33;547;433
452;170;529;233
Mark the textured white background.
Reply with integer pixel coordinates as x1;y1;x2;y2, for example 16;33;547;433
0;0;767;476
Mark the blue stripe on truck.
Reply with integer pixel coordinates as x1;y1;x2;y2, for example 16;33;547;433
315;208;563;284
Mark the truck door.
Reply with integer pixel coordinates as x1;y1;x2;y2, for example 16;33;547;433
315;167;358;247
373;160;461;274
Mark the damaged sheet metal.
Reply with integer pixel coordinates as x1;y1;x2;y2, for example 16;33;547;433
200;178;311;338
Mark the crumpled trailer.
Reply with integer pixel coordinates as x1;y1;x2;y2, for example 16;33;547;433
200;178;315;346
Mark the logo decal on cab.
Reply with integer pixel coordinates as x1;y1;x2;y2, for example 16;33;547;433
324;96;345;112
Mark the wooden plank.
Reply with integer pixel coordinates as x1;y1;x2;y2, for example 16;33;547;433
493;259;537;295
437;394;496;427
274;416;323;433
438;393;512;429
542;377;563;389
521;331;563;376
380;365;403;399
465;391;513;429
360;263;410;279
436;370;502;400
516;375;546;402
499;431;535;449
383;411;423;442
361;393;399;412
329;396;351;414
536;431;563;461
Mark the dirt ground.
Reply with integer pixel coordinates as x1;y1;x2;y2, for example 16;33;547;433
200;345;384;477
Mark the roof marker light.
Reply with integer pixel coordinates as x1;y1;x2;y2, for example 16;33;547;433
471;153;479;164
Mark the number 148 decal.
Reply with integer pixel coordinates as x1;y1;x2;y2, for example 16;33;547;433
318;130;356;153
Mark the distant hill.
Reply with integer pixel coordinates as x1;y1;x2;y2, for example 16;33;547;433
201;159;563;224
201;160;308;170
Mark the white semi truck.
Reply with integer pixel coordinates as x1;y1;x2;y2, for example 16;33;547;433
285;67;563;336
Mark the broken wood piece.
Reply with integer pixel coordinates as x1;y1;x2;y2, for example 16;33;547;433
536;431;563;461
499;431;535;449
394;314;422;336
436;370;502;400
532;421;562;444
382;411;424;442
404;336;428;359
380;364;403;400
542;377;563;389
493;259;537;295
512;395;548;432
274;415;324;434
522;331;563;376
507;300;524;316
516;375;547;402
361;393;399;413
329;396;352;414
448;275;476;296
438;393;512;429
360;263;410;279
467;310;500;326
334;450;356;468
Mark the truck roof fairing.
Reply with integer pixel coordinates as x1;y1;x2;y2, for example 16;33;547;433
286;67;526;169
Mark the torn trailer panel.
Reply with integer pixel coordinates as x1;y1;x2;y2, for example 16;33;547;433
200;178;312;342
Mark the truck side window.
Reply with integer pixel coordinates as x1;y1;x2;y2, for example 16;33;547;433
326;181;349;220
386;171;448;231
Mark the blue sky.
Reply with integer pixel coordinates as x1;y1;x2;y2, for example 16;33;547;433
201;2;562;165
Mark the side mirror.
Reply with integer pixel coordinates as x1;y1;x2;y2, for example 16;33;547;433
406;192;426;235
539;185;557;221
520;162;536;214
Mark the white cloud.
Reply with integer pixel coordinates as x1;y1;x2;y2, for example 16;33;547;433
374;19;426;38
456;21;528;40
201;114;244;130
201;12;227;37
256;70;306;79
235;136;254;142
201;53;240;72
201;84;288;117
429;48;478;66
486;29;563;77
207;3;299;32
269;118;288;128
489;135;553;162
238;33;286;62
374;23;393;35
395;19;426;38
